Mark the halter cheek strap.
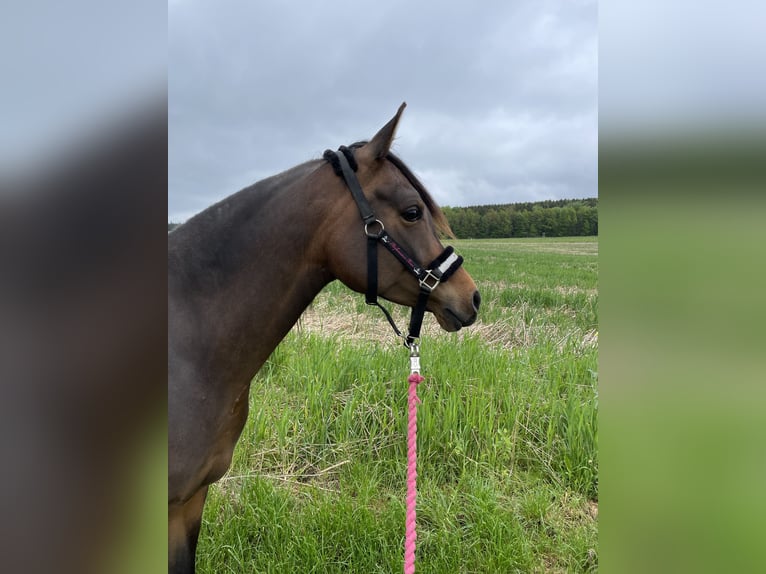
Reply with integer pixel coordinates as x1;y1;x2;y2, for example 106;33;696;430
324;146;464;347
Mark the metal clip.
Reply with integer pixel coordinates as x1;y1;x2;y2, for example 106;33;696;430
408;342;420;374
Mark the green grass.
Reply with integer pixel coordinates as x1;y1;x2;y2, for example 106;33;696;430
197;237;598;573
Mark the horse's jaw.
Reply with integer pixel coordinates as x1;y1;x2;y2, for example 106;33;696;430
433;306;478;332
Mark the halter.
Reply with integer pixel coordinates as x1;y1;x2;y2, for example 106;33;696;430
323;145;464;349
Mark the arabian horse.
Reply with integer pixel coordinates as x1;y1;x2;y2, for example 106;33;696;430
168;104;480;573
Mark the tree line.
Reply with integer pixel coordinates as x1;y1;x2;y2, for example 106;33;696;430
169;197;598;238
442;198;597;239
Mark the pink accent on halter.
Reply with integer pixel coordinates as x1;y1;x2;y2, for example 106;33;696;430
405;372;424;574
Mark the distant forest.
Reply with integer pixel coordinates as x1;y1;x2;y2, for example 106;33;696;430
442;198;597;239
168;197;598;238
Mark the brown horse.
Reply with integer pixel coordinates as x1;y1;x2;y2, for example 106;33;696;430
168;104;480;573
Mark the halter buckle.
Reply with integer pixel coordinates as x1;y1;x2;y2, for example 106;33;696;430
418;270;441;293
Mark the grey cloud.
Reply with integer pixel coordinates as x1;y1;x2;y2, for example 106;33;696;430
600;0;766;130
169;0;597;220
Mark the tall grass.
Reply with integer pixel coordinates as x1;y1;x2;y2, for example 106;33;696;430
197;237;598;573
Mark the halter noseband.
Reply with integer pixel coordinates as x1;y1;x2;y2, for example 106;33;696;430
323;145;464;347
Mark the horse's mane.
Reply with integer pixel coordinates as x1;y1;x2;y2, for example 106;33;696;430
345;142;455;239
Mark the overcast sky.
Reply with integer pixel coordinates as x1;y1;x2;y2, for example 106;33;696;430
4;2;764;214
0;1;164;175
168;0;598;221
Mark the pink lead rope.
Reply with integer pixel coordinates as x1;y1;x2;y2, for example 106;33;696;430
405;346;424;574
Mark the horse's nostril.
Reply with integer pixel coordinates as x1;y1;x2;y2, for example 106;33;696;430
472;290;481;312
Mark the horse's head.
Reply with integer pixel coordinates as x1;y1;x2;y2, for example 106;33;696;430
321;104;480;332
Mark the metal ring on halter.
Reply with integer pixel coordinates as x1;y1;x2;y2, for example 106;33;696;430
364;219;385;238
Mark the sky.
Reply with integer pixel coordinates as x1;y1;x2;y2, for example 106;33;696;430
0;1;165;174
168;0;598;221
599;0;766;131
3;2;764;216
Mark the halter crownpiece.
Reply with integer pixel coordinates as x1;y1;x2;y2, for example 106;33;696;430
323;146;464;347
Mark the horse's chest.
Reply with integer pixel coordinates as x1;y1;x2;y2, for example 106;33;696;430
203;384;251;481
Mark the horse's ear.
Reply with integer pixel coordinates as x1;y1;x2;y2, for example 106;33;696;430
360;102;406;163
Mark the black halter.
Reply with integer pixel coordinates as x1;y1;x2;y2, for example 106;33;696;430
323;146;464;348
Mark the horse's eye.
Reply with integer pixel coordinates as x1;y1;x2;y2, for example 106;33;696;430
402;206;423;222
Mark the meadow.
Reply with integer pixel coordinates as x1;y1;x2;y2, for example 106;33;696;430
196;237;598;573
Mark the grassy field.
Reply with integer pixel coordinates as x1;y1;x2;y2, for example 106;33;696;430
196;237;598;573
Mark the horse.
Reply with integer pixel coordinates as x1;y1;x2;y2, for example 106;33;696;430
1;100;167;574
168;103;480;573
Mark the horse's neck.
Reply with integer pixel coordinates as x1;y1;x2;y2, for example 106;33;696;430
172;167;334;385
